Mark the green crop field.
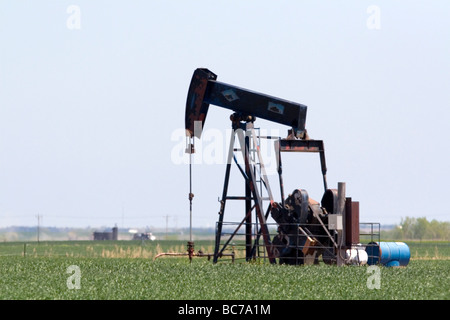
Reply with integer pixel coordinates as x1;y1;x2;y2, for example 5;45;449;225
0;240;448;300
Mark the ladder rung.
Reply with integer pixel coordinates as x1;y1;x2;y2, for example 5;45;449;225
226;196;252;200
225;196;270;201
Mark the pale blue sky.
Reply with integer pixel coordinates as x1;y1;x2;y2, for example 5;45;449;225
0;1;449;229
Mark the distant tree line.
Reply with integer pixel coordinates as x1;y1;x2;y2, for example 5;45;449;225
381;217;450;241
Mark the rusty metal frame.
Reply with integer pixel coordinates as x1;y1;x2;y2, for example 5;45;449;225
275;139;328;199
214;136;332;264
219;221;337;265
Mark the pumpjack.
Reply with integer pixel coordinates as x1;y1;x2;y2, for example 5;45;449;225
184;68;376;266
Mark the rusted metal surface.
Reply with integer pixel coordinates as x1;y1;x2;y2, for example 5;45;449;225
270;189;337;265
278;139;324;153
154;241;235;263
154;251;235;262
345;198;360;246
276;139;328;195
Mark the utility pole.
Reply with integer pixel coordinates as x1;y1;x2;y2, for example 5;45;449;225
121;204;125;229
36;214;42;244
164;215;170;240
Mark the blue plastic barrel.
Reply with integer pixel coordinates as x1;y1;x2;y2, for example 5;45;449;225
365;242;410;267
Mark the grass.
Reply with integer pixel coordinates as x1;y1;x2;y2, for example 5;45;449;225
408;241;450;260
0;240;448;300
0;240;215;258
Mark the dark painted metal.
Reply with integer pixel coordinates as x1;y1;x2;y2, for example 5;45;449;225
185;68;307;138
213;131;235;263
213;122;276;264
245;132;252;261
185;68;217;138
321;189;338;215
204;81;307;137
240;125;275;263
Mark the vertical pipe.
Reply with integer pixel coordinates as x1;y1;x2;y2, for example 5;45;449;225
245;131;252;261
319;149;328;192
275;139;285;207
336;182;346;265
189;143;193;243
337;182;346;216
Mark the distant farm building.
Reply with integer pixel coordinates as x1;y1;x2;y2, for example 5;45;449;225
93;226;118;240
